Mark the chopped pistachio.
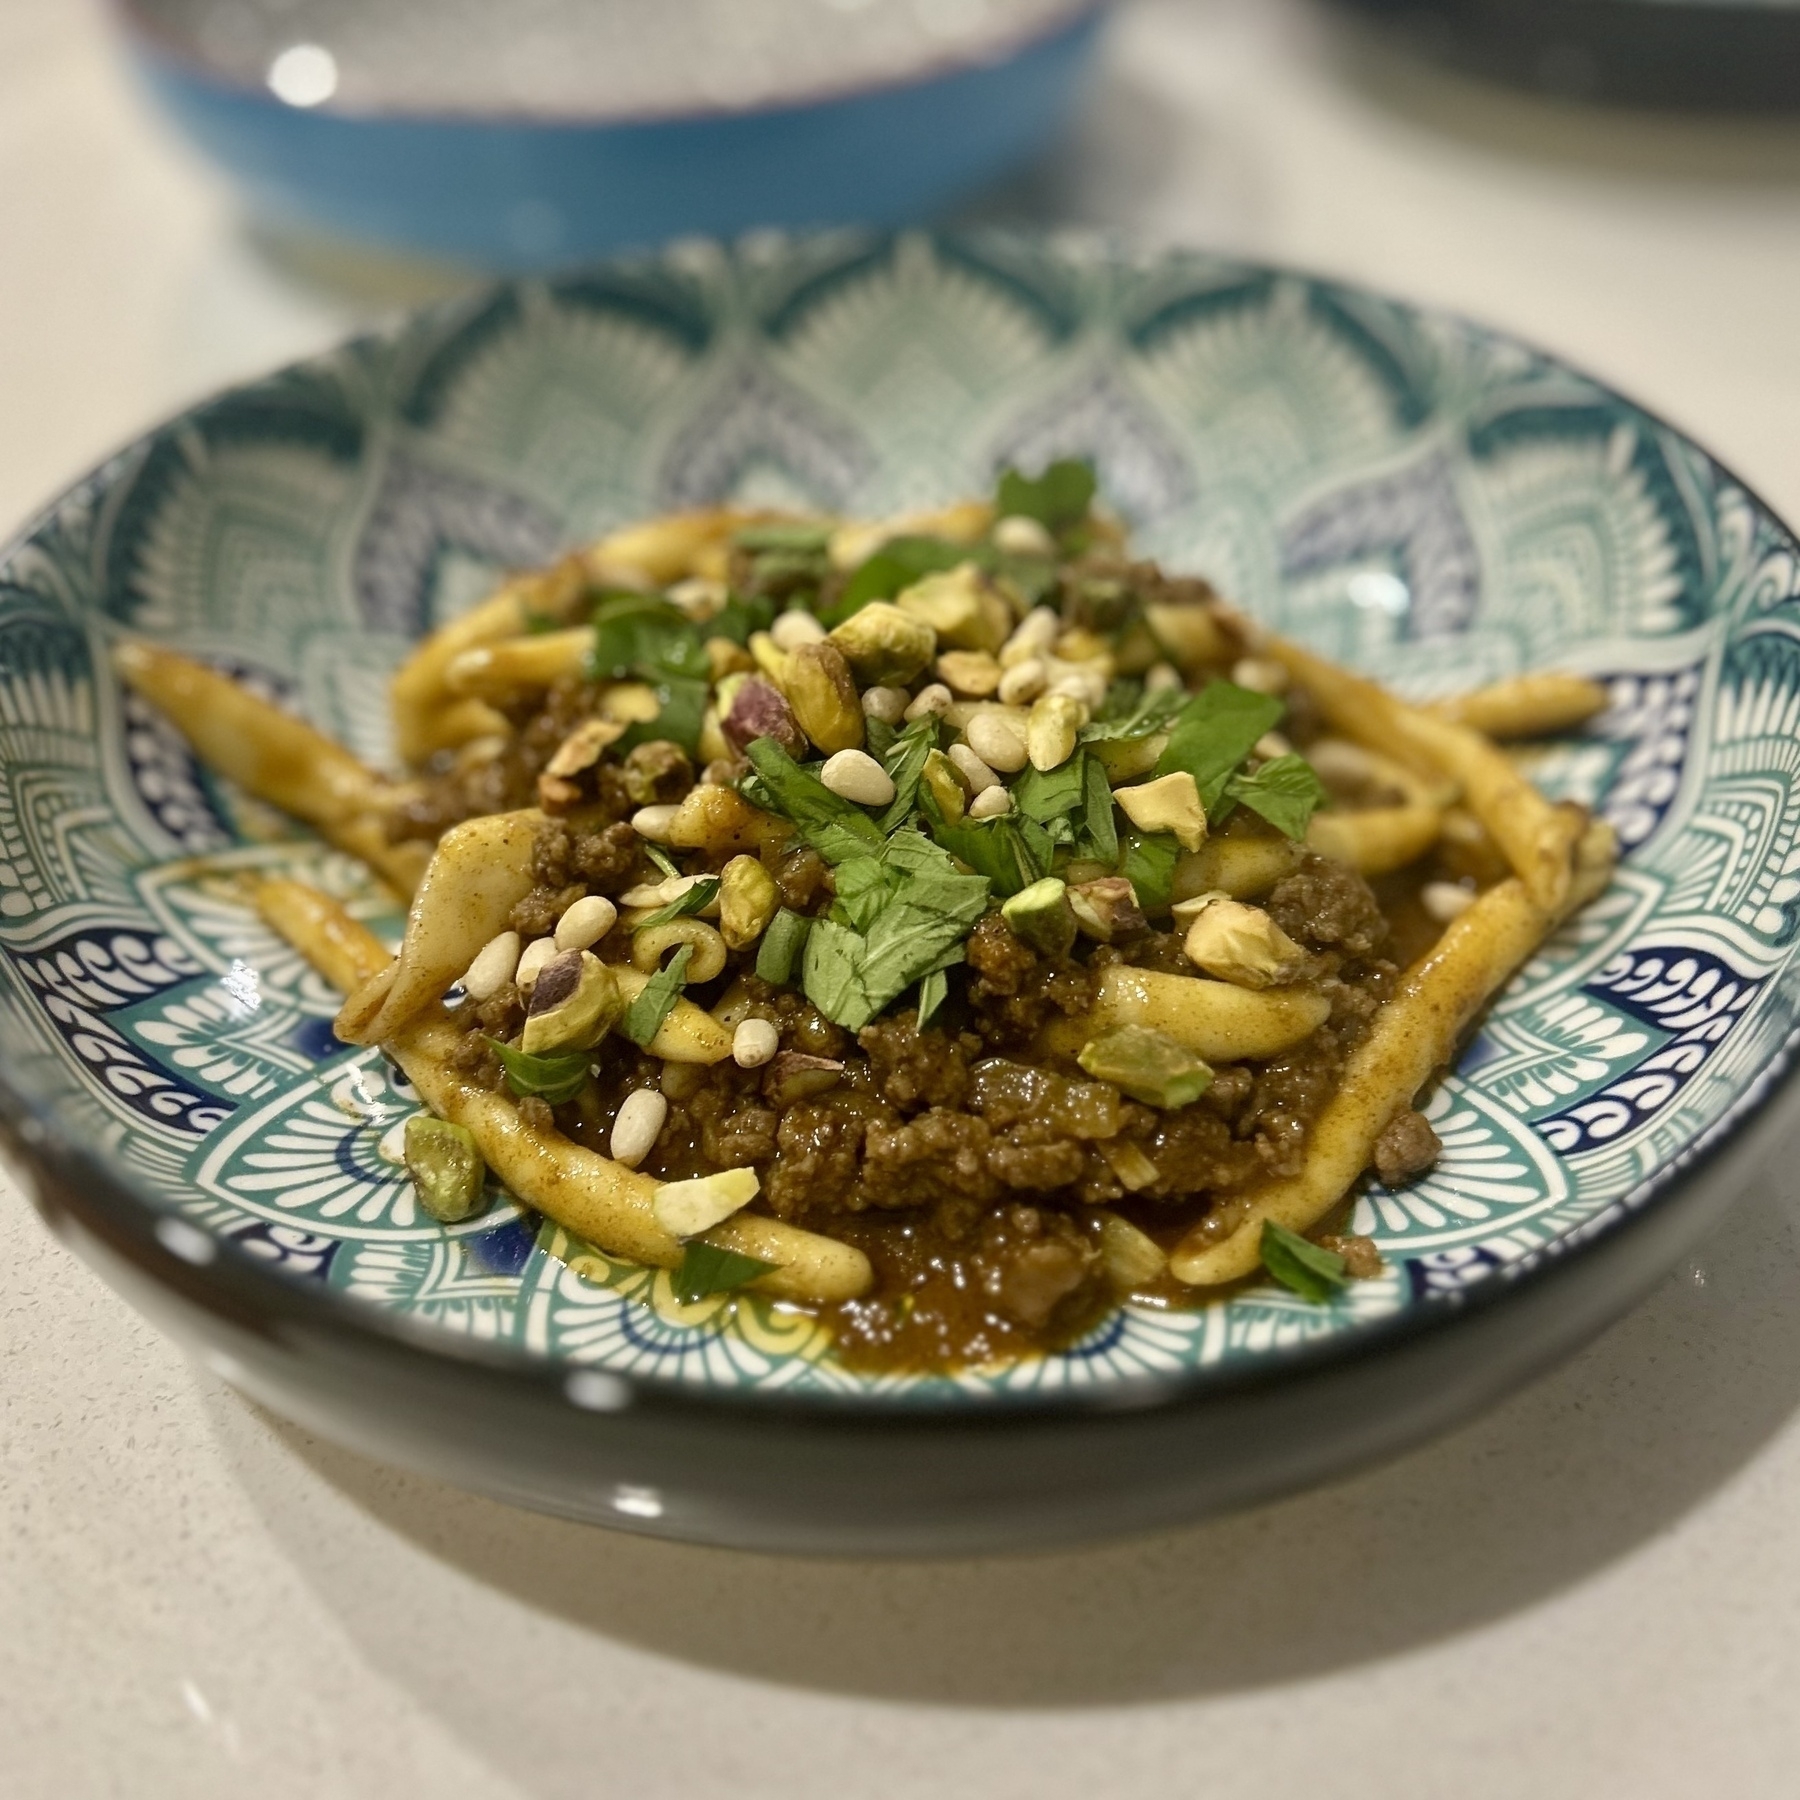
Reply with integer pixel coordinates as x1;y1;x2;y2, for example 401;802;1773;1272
651;1165;761;1239
721;676;806;759
895;564;1003;651
403;1115;487;1224
1114;771;1208;851
784;641;865;755
937;649;1001;697
519;949;623;1055
1181;897;1307;989
1001;877;1077;958
1095;1209;1168;1287
1077;1025;1212;1109
828;602;936;685
922;748;969;823
1068;876;1146;943
718;854;780;950
1026;692;1084;771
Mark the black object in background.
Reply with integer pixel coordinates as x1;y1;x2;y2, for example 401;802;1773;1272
1335;1;1800;110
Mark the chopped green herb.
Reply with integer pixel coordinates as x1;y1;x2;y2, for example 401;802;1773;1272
621;942;694;1047
754;907;812;987
1118;830;1179;914
1011;755;1089;827
1154;682;1285;812
708;592;779;647
1080;682;1188;747
1081;750;1119;863
642;842;681;881
740;737;885;865
587;594;712;755
864;715;898;761
924;796;1052;897
1260;1220;1349;1304
672;1239;778;1303
995;458;1097;533
485;1038;593;1106
733;521;834;555
800;830;989;1032
916;966;950;1031
1224;754;1329;841
876;713;939;833
831;535;971;623
634;875;721;931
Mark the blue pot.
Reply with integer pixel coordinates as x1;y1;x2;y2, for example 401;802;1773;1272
120;6;1107;269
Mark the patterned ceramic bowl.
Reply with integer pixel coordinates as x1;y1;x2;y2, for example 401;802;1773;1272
6;234;1798;1554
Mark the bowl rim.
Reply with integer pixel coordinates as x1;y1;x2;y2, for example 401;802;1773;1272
111;0;1109;131
6;231;1799;1425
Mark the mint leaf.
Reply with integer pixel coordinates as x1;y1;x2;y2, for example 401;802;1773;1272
1081;749;1119;863
1260;1220;1349;1304
622;942;694;1047
588;594;711;754
1080;682;1188;746
741;737;885;865
1226;754;1328;841
754;907;812;986
634;875;721;931
877;713;939;833
1118;830;1179;914
1011;755;1089;827
485;1038;592;1106
800;829;989;1031
1154;682;1285;812
995;459;1096;532
916;966;949;1030
673;1239;778;1303
831;535;971;623
925;808;1051;898
708;592;778;647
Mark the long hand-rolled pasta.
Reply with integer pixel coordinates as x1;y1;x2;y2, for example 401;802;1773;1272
257;878;871;1304
1040;965;1332;1063
345;808;541;1045
1171;820;1617;1288
444;627;596;705
1306;803;1443;877
112;641;429;896
1268;634;1585;912
1432;672;1608;740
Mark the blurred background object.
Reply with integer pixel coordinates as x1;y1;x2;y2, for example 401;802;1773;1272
117;0;1108;270
1332;0;1800;110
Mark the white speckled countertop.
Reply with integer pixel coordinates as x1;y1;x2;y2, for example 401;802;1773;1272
8;3;1800;1793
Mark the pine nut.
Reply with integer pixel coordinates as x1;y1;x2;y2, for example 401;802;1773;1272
610;1088;668;1167
554;895;618;952
462;930;521;1001
631;804;681;841
1254;732;1293;761
966;711;1029;773
1422;881;1478;923
1027;693;1083;771
1001;607;1060;668
997;657;1048;706
1144;662;1183;693
770;609;827;651
1232;656;1289;695
904;683;952;721
993;514;1056;557
862;684;909;724
820;748;897;806
969;785;1013;819
947;742;1002;793
732;1018;780;1069
515;936;559;993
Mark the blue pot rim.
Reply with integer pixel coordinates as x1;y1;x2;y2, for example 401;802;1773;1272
6;231;1798;1426
111;0;1111;130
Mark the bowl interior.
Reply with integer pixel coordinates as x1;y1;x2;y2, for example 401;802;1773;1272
4;232;1798;1403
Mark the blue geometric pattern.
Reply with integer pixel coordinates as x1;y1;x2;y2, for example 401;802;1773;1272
0;231;1797;1403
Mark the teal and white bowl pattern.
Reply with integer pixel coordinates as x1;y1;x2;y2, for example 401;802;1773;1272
2;232;1797;1402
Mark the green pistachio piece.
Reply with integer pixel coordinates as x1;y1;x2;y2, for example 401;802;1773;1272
1001;876;1078;959
1077;1025;1213;1109
519;948;622;1055
403;1115;487;1223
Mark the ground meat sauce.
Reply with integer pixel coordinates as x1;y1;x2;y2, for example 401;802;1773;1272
405;554;1452;1375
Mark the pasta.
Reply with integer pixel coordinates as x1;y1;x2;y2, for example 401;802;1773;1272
124;463;1615;1369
